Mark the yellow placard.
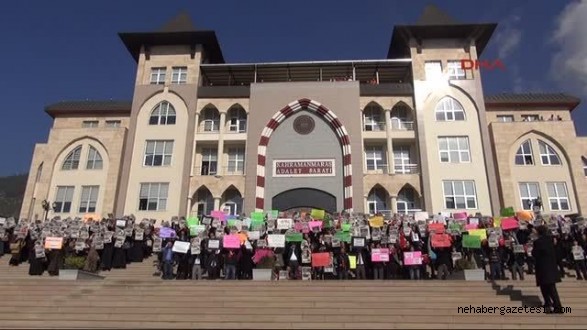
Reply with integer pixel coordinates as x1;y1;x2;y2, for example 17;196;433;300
348;255;357;269
493;217;502;228
368;216;384;228
83;214;101;222
311;209;325;220
468;229;487;240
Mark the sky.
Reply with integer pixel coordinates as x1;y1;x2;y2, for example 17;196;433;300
0;0;586;176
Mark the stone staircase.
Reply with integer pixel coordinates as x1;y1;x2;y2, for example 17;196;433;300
1;255;586;329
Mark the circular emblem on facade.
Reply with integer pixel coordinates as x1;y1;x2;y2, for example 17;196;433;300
293;115;315;135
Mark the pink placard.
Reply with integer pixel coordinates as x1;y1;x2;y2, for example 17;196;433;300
294;222;310;234
223;234;241;249
371;248;390;262
211;210;226;222
453;212;468;220
404;251;422;265
309;221;322;229
501;218;519;230
465;224;478;230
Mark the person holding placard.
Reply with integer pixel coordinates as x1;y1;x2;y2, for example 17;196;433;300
162;242;174;280
336;246;350;280
532;226;564;314
28;241;45;276
285;242;302;280
572;240;587;280
506;244;526;280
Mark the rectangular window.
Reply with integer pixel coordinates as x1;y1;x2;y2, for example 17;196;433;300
150;67;166;85
79;186;99;213
443;180;477;209
497;115;514;122
54;186;74;213
438;136;471;163
171;66;188;84
521;114;540;122
393;146;413;174
138;183;169;211
447;61;466;80
105;120;121;128
201;148;218;175
229;115;247;133
82;121;99;128
365;146;386;171
227;147;245;174
546;182;570;211
518;182;540;211
144;140;174;167
425;61;443;80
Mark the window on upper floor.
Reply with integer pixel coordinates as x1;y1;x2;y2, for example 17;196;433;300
438;136;470;163
447;61;466;80
538;140;561;166
82;121;99;128
144;140;174;167
365;146;386;171
201;148;218;175
54;186;75;213
227;147;245;174
443;180;477;210
515;140;534;165
138;183;169;211
201;107;220;132
150;67;166;85
435;97;466;121
363;103;385;131
518;182;541;211
546;182;570;211
497;115;514;122
86;146;103;170
228;106;247;133
171;66;187;84
79;185;99;213
149;101;176;125
105;120;121;128
425;61;443;80
62;145;82;170
521;114;540;122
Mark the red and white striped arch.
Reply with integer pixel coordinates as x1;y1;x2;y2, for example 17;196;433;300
255;98;353;212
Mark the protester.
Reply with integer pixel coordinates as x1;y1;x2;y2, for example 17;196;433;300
532;225;564;313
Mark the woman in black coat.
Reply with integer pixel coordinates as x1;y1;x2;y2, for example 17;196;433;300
532;226;564;313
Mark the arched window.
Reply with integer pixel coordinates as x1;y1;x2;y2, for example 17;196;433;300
582;157;587;176
367;186;388;214
86;146;103;170
515;140;534;165
62;145;82;170
201;106;220;132
538;141;561;165
363;103;385;131
435;97;466;121
228;106;247;133
149;101;176;125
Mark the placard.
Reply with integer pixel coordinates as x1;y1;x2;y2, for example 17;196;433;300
462;235;481;249
513;244;525;254
267;234;285;248
223;234;241;249
371;248;390;262
35;246;46;259
116;220;126;227
44;237;63;249
285;232;303;242
302;267;312;280
208;239;220;250
302;248;311;264
153;237;162;252
135;231;144;241
451;252;462;261
311;252;330;267
404;251;422;265
172;241;190;254
248;231;261;241
431;233;452;248
273;160;335;178
277;218;293;230
428;223;445;234
573;246;585;260
159;227;176;239
352;237;365;248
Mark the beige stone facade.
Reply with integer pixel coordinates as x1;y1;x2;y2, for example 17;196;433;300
18;12;587;222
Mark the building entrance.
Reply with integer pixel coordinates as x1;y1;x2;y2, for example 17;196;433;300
271;188;336;214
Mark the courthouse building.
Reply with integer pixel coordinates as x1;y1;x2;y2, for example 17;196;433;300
20;6;587;221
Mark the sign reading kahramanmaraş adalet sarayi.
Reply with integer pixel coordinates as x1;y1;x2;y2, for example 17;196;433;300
272;159;335;177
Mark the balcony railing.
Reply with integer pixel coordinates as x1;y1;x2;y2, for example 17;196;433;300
363;122;386;131
195;166;245;176
391;120;414;131
394;164;419;174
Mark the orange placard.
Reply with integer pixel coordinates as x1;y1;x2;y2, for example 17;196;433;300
44;237;63;250
428;223;445;234
83;214;101;222
311;252;330;267
431;233;452;248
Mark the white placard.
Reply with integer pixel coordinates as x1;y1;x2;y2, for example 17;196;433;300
272;159;336;177
172;241;190;254
267;234;285;248
116;220;126;227
277;218;293;230
0;217;6;226
208;239;220;250
414;212;429;222
248;231;261;240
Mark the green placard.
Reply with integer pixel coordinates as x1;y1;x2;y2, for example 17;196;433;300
448;221;464;233
500;207;515;217
251;212;264;222
187;216;199;227
334;231;351;243
285;232;303;242
462;234;481;249
341;223;351;232
267;210;279;219
227;219;239;228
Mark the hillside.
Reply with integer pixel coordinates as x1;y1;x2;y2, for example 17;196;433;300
0;174;28;218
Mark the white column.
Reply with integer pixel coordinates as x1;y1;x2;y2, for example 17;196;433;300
190;113;199;177
385;109;395;174
213;197;221;211
390;195;398;214
217;112;226;176
186;197;193;217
